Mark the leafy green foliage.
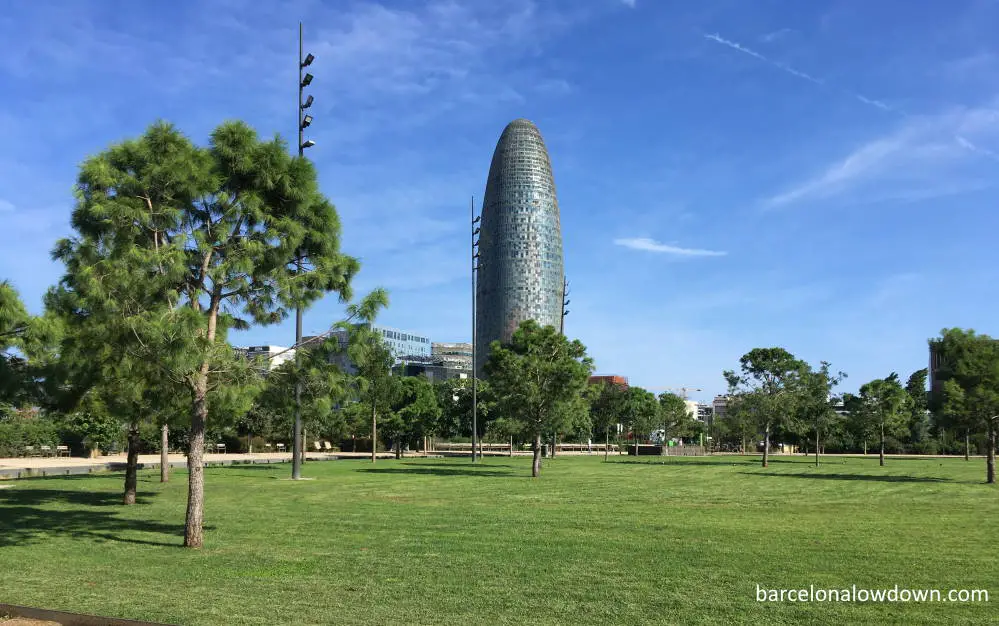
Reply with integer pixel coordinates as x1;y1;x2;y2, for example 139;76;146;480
618;387;659;452
857;373;911;465
53;119;360;545
483;320;593;476
657;392;690;441
796;361;846;462
724;347;805;466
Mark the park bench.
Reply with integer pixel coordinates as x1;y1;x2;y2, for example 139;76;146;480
57;445;70;457
24;446;39;457
313;441;322;452
265;443;272;453
276;443;286;453
322;441;333;452
40;445;53;457
216;443;226;454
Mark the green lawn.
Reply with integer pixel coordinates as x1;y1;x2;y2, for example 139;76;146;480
1;455;996;625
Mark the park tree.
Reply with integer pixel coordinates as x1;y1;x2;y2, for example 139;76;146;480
386;375;440;458
657;392;690;445
53;120;359;548
904;368;931;453
344;324;398;463
433;377;494;445
857;373;910;467
930;329;999;483
619;387;660;456
796;361;846;466
724;347;804;468
588;381;626;460
483;320;593;477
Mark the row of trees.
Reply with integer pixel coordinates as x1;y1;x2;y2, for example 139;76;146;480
715;335;997;484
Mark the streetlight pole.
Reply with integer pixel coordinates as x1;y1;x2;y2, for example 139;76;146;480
472;197;481;463
292;22;316;480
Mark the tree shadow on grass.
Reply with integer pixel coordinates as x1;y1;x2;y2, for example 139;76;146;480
0;487;190;548
398;461;520;469
739;472;953;483
610;458;766;467
355;466;520;478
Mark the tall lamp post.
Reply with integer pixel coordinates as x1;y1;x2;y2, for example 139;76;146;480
560;277;570;335
471;198;482;463
292;22;316;480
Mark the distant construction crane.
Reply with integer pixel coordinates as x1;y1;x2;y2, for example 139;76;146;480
665;387;702;400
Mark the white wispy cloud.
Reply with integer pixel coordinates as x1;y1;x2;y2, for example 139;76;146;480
760;28;792;43
0;199;14;212
619;0;637;7
703;32;920;114
764;104;999;208
613;237;727;257
704;33;823;85
854;94;894;112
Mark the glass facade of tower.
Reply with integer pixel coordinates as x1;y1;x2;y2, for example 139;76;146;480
476;119;564;375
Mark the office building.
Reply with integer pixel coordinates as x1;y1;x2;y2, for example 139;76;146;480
236;345;295;371
476;118;565;375
712;395;729;420
588;375;629;389
432;342;472;370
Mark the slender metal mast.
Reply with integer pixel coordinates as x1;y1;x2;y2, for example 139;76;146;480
472;196;481;463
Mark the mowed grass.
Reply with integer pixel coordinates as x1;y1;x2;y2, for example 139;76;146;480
1;455;996;625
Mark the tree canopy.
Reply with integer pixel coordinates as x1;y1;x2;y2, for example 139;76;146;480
483;320;592;477
53;120;360;547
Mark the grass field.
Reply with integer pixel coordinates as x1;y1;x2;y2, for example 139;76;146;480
1;454;996;625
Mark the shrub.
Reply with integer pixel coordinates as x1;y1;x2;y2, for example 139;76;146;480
0;415;61;456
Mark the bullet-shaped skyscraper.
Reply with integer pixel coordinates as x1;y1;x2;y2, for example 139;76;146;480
476;119;564;375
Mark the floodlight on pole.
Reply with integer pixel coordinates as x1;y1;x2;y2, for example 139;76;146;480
292;20;317;481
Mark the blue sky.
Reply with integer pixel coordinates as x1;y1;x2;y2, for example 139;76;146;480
2;0;998;402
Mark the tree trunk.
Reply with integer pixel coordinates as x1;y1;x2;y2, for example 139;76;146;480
184;365;209;548
965;430;970;461
815;425;819;467
160;423;169;483
987;421;996;485
395;438;402;460
879;422;885;467
762;425;770;468
550;433;557;458
532;433;542;478
605;429;609;461
123;421;140;505
509;435;514;457
741;436;746;455
184;293;220;549
863;440;867;455
370;400;377;463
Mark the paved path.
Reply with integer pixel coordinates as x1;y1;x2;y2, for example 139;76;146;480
0;451;398;479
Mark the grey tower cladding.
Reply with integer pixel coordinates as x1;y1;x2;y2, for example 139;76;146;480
476;119;564;375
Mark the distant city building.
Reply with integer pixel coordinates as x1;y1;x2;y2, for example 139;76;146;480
311;323;431;375
712;395;729;420
684;400;699;421
432;342;472;370
697;403;713;427
588;375;629;388
236;345;295;371
395;341;473;382
476;118;565;376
